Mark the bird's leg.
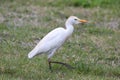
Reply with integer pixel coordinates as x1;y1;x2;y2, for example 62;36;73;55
48;59;75;70
50;61;75;69
48;59;52;70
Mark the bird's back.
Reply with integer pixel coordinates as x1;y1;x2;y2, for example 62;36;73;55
28;27;67;58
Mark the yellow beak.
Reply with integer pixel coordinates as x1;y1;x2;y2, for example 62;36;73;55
79;19;88;23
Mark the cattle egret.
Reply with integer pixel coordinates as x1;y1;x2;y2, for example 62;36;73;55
28;16;87;70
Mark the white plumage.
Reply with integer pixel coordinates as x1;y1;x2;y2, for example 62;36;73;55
28;27;67;59
28;16;87;69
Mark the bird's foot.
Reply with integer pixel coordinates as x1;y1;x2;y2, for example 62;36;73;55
51;61;75;69
48;59;75;71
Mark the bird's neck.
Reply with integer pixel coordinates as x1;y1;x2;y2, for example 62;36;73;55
65;21;74;36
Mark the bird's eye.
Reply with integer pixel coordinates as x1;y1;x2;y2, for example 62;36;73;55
74;19;77;20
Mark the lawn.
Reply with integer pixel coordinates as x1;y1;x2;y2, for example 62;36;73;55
0;0;120;80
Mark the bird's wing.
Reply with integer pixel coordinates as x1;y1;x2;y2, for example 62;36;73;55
38;27;67;51
28;27;66;58
40;27;65;43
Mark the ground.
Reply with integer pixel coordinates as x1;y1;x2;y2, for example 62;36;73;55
0;0;120;80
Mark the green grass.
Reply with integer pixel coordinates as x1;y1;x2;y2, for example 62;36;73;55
0;0;120;80
1;0;120;8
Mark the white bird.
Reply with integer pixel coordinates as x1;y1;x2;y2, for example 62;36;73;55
28;16;87;70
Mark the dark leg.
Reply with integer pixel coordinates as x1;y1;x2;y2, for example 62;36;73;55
48;59;75;70
48;59;52;70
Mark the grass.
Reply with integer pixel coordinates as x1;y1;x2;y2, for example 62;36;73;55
0;0;120;80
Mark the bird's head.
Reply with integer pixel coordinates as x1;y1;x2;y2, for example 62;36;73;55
67;16;87;25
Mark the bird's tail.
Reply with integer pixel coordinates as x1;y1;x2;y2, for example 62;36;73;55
28;48;39;59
